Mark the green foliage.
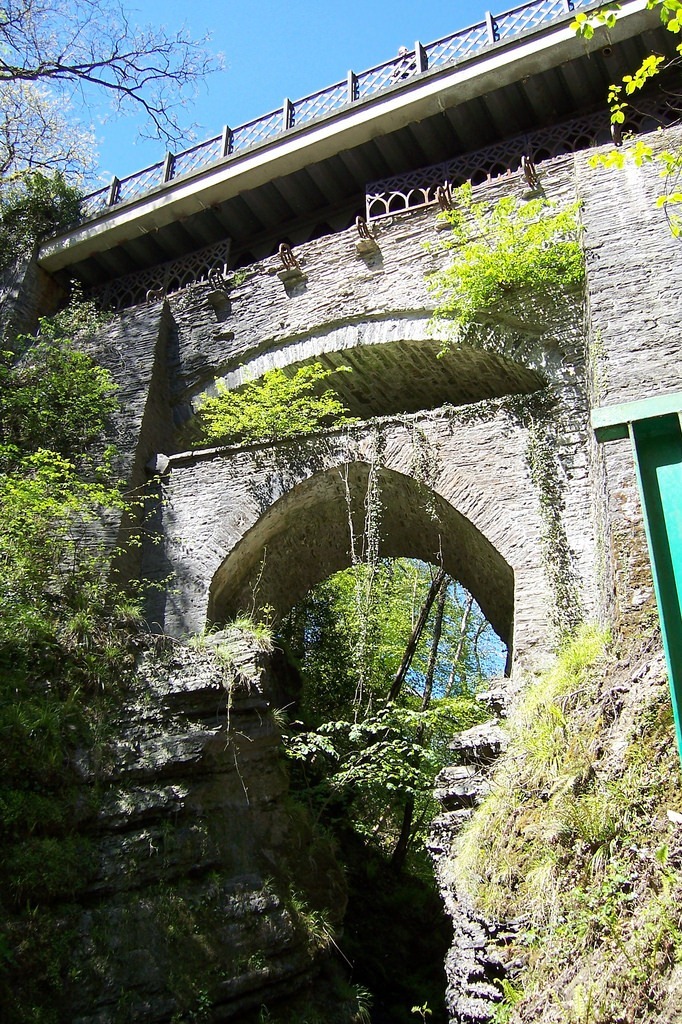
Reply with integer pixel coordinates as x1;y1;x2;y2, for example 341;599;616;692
0;171;82;268
285;889;335;954
451;627;682;1022
281;559;502;724
574;1;682;235
0;296;136;1002
6;836;93;906
0;293;115;469
278;559;499;866
571;4;621;39
492;981;524;1024
428;183;583;333
0;297;125;696
195;362;357;446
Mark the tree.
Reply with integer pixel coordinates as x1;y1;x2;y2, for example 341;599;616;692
195;363;356;446
0;298;125;677
0;78;96;179
0;0;221;180
0;169;82;268
278;559;504;869
0;291;118;462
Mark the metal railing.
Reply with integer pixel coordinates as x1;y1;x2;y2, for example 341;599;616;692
78;0;588;223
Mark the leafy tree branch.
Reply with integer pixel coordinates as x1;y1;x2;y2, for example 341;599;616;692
573;0;682;234
195;362;357;446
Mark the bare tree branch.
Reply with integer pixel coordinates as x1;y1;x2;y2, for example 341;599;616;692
0;0;222;179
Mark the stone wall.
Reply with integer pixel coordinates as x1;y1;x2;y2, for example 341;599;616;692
577;128;682;635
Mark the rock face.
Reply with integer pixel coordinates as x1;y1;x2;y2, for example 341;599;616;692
45;633;347;1024
430;716;512;1023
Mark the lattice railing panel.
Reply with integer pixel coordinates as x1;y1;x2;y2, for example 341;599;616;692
365;95;672;219
116;162;165;203
294;81;349;124
425;23;490;68
496;0;574;39
90;239;231;311
232;110;284;152
80;187;110;219
173;136;223;177
357;57;411;98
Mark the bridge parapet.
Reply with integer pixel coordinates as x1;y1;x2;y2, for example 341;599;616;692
78;0;586;224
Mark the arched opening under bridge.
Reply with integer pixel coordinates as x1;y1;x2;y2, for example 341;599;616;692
208;461;514;669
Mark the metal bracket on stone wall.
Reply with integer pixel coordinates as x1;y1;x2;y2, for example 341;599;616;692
521;153;541;191
205;267;231;316
355;215;379;255
276;242;306;284
435;183;455;231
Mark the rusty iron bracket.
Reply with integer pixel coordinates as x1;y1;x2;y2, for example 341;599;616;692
521;154;540;190
436;183;454;211
355;215;379;254
277;242;306;283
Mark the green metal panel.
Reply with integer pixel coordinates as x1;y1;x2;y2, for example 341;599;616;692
592;390;682;443
629;413;682;757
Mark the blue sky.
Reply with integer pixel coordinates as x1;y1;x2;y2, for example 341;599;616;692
91;1;494;182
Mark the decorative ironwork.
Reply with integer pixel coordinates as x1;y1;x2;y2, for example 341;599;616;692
89;240;231;311
496;0;574;40
227;109;283;153
424;22;489;68
80;185;110;219
76;0;594;222
355;215;379;254
365;94;675;220
208;267;229;291
294;81;348;126
355;216;373;239
172;136;223;178
115;161;166;204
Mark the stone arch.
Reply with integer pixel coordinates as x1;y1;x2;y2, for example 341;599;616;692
208;460;515;657
189;314;569;424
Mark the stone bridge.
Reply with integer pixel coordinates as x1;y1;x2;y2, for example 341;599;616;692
79;162;602;675
18;0;680;686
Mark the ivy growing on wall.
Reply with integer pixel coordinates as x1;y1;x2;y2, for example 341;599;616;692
525;419;583;633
